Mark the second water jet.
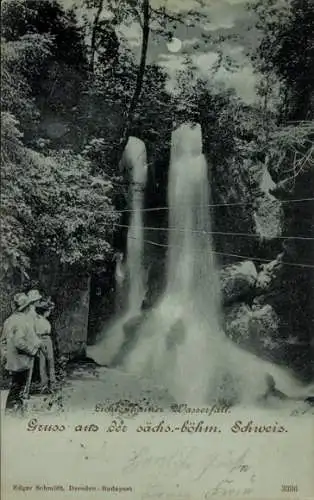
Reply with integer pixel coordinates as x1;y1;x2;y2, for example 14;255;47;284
87;136;148;366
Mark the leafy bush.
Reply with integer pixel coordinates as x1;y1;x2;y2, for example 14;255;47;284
1;112;119;277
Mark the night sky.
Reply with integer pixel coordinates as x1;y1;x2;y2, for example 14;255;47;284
63;0;261;103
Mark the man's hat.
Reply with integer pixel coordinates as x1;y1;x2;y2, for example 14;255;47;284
27;289;42;304
12;292;40;312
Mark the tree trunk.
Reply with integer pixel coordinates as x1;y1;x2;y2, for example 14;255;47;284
90;0;105;73
112;0;150;167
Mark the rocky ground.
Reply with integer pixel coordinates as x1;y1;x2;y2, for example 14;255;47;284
1;362;176;416
2;359;313;417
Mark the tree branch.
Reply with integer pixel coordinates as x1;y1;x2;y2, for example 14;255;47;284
129;5;144;28
150;6;184;25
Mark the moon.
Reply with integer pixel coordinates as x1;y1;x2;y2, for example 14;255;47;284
167;37;182;53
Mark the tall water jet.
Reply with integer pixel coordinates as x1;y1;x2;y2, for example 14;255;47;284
166;123;221;314
87;137;148;365
163;123;226;402
125;140;148;314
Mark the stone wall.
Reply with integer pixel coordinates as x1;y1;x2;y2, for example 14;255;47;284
53;275;91;356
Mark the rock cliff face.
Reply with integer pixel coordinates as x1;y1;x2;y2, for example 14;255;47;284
253;165;283;239
267;158;314;379
222;260;280;346
221;249;313;380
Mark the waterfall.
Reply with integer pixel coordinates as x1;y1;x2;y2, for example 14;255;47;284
124;123;227;404
125;139;147;313
87;137;148;366
163;123;226;403
123;123;311;405
166;123;221;315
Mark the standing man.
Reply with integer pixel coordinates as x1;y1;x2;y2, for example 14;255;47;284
5;291;43;412
1;293;25;389
1;293;22;341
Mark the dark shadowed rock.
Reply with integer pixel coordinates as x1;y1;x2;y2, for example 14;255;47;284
220;261;258;305
255;254;284;294
111;313;148;366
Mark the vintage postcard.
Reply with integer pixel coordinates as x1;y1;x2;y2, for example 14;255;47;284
1;0;313;499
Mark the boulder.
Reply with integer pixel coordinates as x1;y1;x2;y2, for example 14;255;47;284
220;261;258;304
252;295;266;309
255;254;284;294
250;304;279;341
253;166;283;241
253;201;282;241
269;177;295;200
225;303;252;343
225;302;279;345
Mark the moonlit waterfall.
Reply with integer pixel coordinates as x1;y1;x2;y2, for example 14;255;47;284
87;137;148;366
163;123;226;402
166;123;222;317
88;126;308;405
122;123;307;405
124;123;227;404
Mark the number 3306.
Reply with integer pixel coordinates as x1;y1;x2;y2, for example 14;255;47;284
281;485;298;493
